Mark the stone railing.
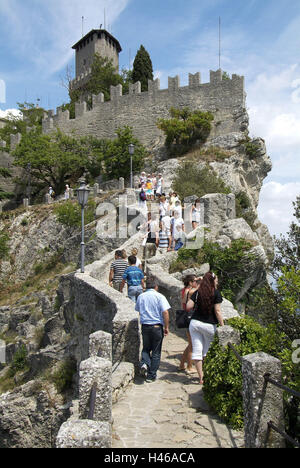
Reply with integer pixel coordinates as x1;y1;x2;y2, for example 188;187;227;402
217;326;286;448
55;230;144;448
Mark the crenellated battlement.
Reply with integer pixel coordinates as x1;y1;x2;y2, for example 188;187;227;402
42;69;246;149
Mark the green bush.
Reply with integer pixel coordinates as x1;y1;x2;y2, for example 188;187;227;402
157;107;214;155
49;359;77;394
235;191;256;230
239;137;262;159
171;162;231;202
203;316;298;431
33;249;64;276
0;232;9;260
54;199;96;229
8;345;29;376
170;239;255;302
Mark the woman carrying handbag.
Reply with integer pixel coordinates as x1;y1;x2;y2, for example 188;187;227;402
177;275;201;373
186;272;224;385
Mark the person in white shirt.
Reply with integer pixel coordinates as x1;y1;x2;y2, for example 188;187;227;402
173;200;182;218
171;211;184;250
131;248;143;270
156;174;164;197
140;172;147;189
64;184;70;200
161;211;172;250
159;196;169;220
191;198;202;229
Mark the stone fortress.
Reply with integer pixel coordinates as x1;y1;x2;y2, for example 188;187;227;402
42;27;247;152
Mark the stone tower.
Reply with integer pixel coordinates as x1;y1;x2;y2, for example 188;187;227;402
70;29;122;92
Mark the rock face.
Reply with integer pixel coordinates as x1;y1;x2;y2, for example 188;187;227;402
0;381;70;448
156;136;273;262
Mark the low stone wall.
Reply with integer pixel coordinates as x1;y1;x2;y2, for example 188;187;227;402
55;231;144;448
57;270;141;369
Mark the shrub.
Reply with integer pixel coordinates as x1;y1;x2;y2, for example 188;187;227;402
171;162;231;202
170;239;255;302
240;137;262;159
235;191;256;230
157;107;214;155
0;232;9;260
49;359;77;394
203;316;298;432
8;345;29;376
33;249;64;277
54;199;96;229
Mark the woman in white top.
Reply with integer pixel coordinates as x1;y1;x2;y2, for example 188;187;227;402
156;174;164;196
131;248;143;270
191;198;201;229
64;184;70;200
159;196;169;219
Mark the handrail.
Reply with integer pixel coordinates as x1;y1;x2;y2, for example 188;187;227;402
264;373;300;399
227;342;243;363
265;421;300;449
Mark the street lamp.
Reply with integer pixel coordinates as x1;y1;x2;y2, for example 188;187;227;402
128;143;135;189
77;177;90;273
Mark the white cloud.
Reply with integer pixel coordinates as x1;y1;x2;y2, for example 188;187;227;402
258;181;300;236
0;0;131;76
0;108;22;119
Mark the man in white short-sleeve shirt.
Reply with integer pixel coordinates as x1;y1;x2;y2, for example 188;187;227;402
135;277;170;382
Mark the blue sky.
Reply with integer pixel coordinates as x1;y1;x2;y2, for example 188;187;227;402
0;0;299;236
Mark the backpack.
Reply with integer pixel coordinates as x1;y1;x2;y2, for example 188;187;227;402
139;191;146;201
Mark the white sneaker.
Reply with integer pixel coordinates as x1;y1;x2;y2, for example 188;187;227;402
140;363;147;378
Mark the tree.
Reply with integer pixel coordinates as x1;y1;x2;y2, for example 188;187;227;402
171;160;230;201
0;102;45;149
86;54;123;101
246;197;300;341
132;45;153;92
102;126;146;180
0;166;13;200
272;197;300;340
13;129;89;197
64;56;133;117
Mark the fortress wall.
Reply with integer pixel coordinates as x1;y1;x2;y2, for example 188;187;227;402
43;70;246;148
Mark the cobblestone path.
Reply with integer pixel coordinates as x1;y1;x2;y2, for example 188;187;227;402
112;331;244;449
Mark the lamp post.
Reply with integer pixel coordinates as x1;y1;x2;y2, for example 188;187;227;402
77;177;90;273
128;143;135;189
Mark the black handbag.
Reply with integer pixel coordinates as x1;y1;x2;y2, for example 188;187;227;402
175;309;191;329
175;291;198;329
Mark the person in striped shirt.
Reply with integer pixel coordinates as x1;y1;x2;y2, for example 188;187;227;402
109;250;128;292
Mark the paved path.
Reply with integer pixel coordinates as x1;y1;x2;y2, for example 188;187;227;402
112;331;244;449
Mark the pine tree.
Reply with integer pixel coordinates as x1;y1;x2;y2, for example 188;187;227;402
132;45;154;92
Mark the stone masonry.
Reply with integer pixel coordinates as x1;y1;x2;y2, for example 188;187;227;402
42;70;247;151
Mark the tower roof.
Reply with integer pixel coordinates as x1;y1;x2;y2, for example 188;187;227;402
72;29;122;53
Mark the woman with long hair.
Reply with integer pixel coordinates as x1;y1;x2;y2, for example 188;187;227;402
178;275;199;373
186;272;224;385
